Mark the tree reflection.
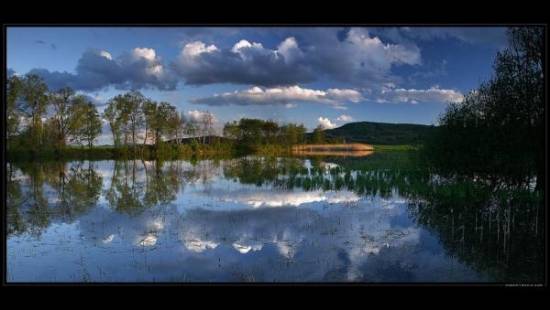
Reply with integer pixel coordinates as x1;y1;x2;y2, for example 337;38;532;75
7;161;103;236
7;162;26;235
104;160;145;214
6;154;544;282
221;153;544;283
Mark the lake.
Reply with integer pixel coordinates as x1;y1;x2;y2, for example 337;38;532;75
6;152;544;283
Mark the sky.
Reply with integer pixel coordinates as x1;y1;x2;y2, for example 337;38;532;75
7;26;508;143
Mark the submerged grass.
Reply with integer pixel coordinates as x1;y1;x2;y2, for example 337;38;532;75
372;144;418;152
7;142;416;163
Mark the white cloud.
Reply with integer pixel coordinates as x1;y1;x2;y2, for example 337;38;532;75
378;85;463;104
25;29;428;92
231;39;264;54
182;237;219;253
336;114;353;122
99;50;113;60
192;85;362;109
132;47;157;61
277;37;302;63
216;189;360;208
174;37;310;86
347;28;421;69
180;41;218;64
29;47;177;91
326;88;362;103
187;110;217;123
318;117;337;129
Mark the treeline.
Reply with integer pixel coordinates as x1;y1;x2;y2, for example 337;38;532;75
424;27;544;191
223;118;306;152
7;74;345;160
6;74;224;159
223;119;345;152
7;75;102;151
103;91;215;148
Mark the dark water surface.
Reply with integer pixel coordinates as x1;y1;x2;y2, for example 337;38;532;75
6;153;544;283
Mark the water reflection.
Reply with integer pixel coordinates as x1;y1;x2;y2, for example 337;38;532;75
6;154;543;283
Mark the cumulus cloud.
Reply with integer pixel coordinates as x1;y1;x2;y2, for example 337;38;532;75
28;48;177;92
377;85;463;104
173;29;420;87
187;110;217;123
21;28;427;92
20;28;483;96
318;117;337;129
303;28;421;86
173;37;313;86
346;28;421;70
191;85;362;109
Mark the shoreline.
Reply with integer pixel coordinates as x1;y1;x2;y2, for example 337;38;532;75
6;144;417;162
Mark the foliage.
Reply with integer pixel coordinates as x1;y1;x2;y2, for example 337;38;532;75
223;118;307;152
424;27;544;190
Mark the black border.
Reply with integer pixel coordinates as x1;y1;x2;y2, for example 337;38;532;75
0;17;547;290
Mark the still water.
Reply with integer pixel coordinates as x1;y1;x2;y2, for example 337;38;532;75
6;153;544;283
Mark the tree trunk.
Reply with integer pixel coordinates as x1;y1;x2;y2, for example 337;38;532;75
143;125;148;146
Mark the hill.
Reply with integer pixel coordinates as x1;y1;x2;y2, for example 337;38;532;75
319;121;436;145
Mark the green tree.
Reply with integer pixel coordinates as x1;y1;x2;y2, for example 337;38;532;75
119;91;145;146
427;27;544;190
103;98;123;147
50;87;75;148
223;121;241;140
70;100;102;148
20;74;49;147
154;102;177;146
6;75;23;146
262;120;279;144
311;125;326;144
141;99;157;146
281;123;306;145
166;108;183;143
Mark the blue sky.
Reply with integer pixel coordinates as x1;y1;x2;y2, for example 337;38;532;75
7;26;507;135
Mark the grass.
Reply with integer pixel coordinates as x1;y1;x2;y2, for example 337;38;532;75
372;144;418;152
292;143;374;152
6;143;238;162
7;142;419;163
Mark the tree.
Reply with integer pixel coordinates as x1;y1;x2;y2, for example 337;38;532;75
70;100;102;148
20;74;49;147
185;118;199;143
6;75;23;145
176;112;187;144
201;111;215;144
238;118;264;146
103;98;123;147
281;123;306;146
262;120;279;144
166;110;185;143
152;102;176;147
142;99;157;146
50;87;76;148
223;121;241;140
119;91;145;146
311;125;326;144
428;27;544;190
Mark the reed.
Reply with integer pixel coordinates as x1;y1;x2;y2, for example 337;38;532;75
291;143;374;152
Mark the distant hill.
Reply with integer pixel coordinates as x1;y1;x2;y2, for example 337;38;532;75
318;121;436;145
